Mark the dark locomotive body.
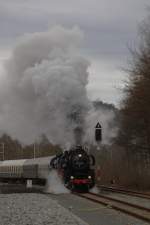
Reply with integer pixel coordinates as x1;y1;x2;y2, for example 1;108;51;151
50;145;95;190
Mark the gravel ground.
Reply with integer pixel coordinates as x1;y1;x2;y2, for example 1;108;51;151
0;193;89;225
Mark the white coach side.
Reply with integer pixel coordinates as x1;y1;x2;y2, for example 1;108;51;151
0;156;55;181
0;159;26;178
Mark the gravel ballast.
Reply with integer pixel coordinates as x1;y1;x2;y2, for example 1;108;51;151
0;193;88;225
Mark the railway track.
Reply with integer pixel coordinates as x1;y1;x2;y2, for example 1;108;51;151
98;185;150;200
76;192;150;223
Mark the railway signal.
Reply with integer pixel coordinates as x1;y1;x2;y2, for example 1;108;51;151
95;122;102;142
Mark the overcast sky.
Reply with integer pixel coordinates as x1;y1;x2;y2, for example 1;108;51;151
0;0;149;106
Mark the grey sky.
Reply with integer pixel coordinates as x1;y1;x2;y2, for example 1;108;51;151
0;0;149;106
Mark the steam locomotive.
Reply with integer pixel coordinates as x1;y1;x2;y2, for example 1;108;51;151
0;123;101;191
50;145;95;190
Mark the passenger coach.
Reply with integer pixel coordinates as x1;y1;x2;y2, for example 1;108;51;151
0;156;54;184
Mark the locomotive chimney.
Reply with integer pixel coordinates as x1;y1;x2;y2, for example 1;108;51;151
74;127;83;145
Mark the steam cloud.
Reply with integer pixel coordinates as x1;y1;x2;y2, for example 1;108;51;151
0;26;89;146
0;26;117;146
45;170;70;194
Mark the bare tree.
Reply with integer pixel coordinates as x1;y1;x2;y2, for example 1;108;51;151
118;15;150;165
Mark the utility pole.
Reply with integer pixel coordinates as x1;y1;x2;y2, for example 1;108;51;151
0;143;4;161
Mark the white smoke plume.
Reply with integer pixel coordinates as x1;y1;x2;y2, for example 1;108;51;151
0;26;118;146
90;186;99;194
0;26;89;146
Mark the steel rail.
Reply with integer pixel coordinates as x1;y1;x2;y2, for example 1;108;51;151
98;185;150;200
76;192;150;223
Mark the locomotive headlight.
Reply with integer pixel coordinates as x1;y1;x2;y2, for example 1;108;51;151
70;176;74;179
88;176;92;179
78;154;82;157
